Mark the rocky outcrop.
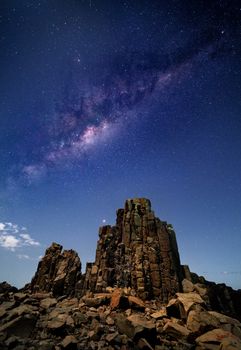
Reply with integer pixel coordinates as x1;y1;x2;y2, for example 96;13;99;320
1;197;241;349
182;265;241;322
26;198;241;319
29;243;81;297
0;282;18;294
81;198;183;302
1;286;241;350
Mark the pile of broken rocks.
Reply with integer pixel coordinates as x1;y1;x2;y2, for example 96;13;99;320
1;199;241;350
0;280;241;350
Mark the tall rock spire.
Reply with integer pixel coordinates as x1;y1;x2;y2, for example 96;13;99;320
83;198;183;301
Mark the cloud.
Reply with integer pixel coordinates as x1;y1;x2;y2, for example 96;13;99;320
17;254;30;260
19;233;40;246
0;234;20;251
0;222;40;251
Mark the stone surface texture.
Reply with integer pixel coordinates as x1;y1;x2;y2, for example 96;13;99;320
82;198;183;301
1;198;241;349
29;242;81;297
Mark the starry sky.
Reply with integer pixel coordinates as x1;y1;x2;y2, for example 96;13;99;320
0;0;241;289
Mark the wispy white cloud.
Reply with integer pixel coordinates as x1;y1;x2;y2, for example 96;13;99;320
0;222;40;251
17;254;30;260
19;233;40;246
0;234;20;250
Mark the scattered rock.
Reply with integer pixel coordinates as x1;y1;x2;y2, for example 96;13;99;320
137;337;154;350
151;309;167;319
0;282;18;294
110;288;127;309
14;293;27;302
106;331;118;343
40;298;57;309
115;314;135;338
182;279;194;293
208;312;241;328
0;198;241;350
0;314;37;338
128;296;145;310
163;321;191;339
196;328;241;348
60;335;78;349
186;309;220;333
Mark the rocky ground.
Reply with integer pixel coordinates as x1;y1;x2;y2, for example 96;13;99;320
1;199;241;349
0;281;241;350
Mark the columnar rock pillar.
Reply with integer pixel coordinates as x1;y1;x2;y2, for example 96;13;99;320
84;198;183;301
30;243;81;297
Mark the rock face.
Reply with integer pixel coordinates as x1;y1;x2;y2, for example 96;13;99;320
82;198;183;301
0;282;18;294
26;198;241;319
182;266;241;322
29;243;81;297
1;197;241;350
1;285;241;350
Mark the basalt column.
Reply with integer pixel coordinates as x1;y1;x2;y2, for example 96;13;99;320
84;198;183;301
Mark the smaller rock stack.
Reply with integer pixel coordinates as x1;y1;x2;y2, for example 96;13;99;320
82;198;183;301
30;243;81;297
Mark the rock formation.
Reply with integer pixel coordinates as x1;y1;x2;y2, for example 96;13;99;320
30;242;81;297
82;198;183;302
1;198;241;349
181;265;241;322
24;198;241;320
1;279;241;349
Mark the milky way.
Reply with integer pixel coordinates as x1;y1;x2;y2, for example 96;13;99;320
22;30;227;180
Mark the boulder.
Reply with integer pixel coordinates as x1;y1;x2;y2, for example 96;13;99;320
167;292;206;319
40;298;57;309
196;328;241;348
60;335;78;349
110;288;124;309
0;314;37;338
182;279;194;293
208;312;241;328
128;296;145;310
186;310;220;333
127;314;156;342
115;314;135;338
150;308;167;319
0;282;18;294
137;337;154;350
163;321;191;339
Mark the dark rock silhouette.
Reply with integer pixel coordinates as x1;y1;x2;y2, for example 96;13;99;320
30;242;81;297
182;265;241;322
0;282;18;294
82;198;183;301
1;198;241;350
26;198;241;320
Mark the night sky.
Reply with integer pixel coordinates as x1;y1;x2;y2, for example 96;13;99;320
0;0;241;289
